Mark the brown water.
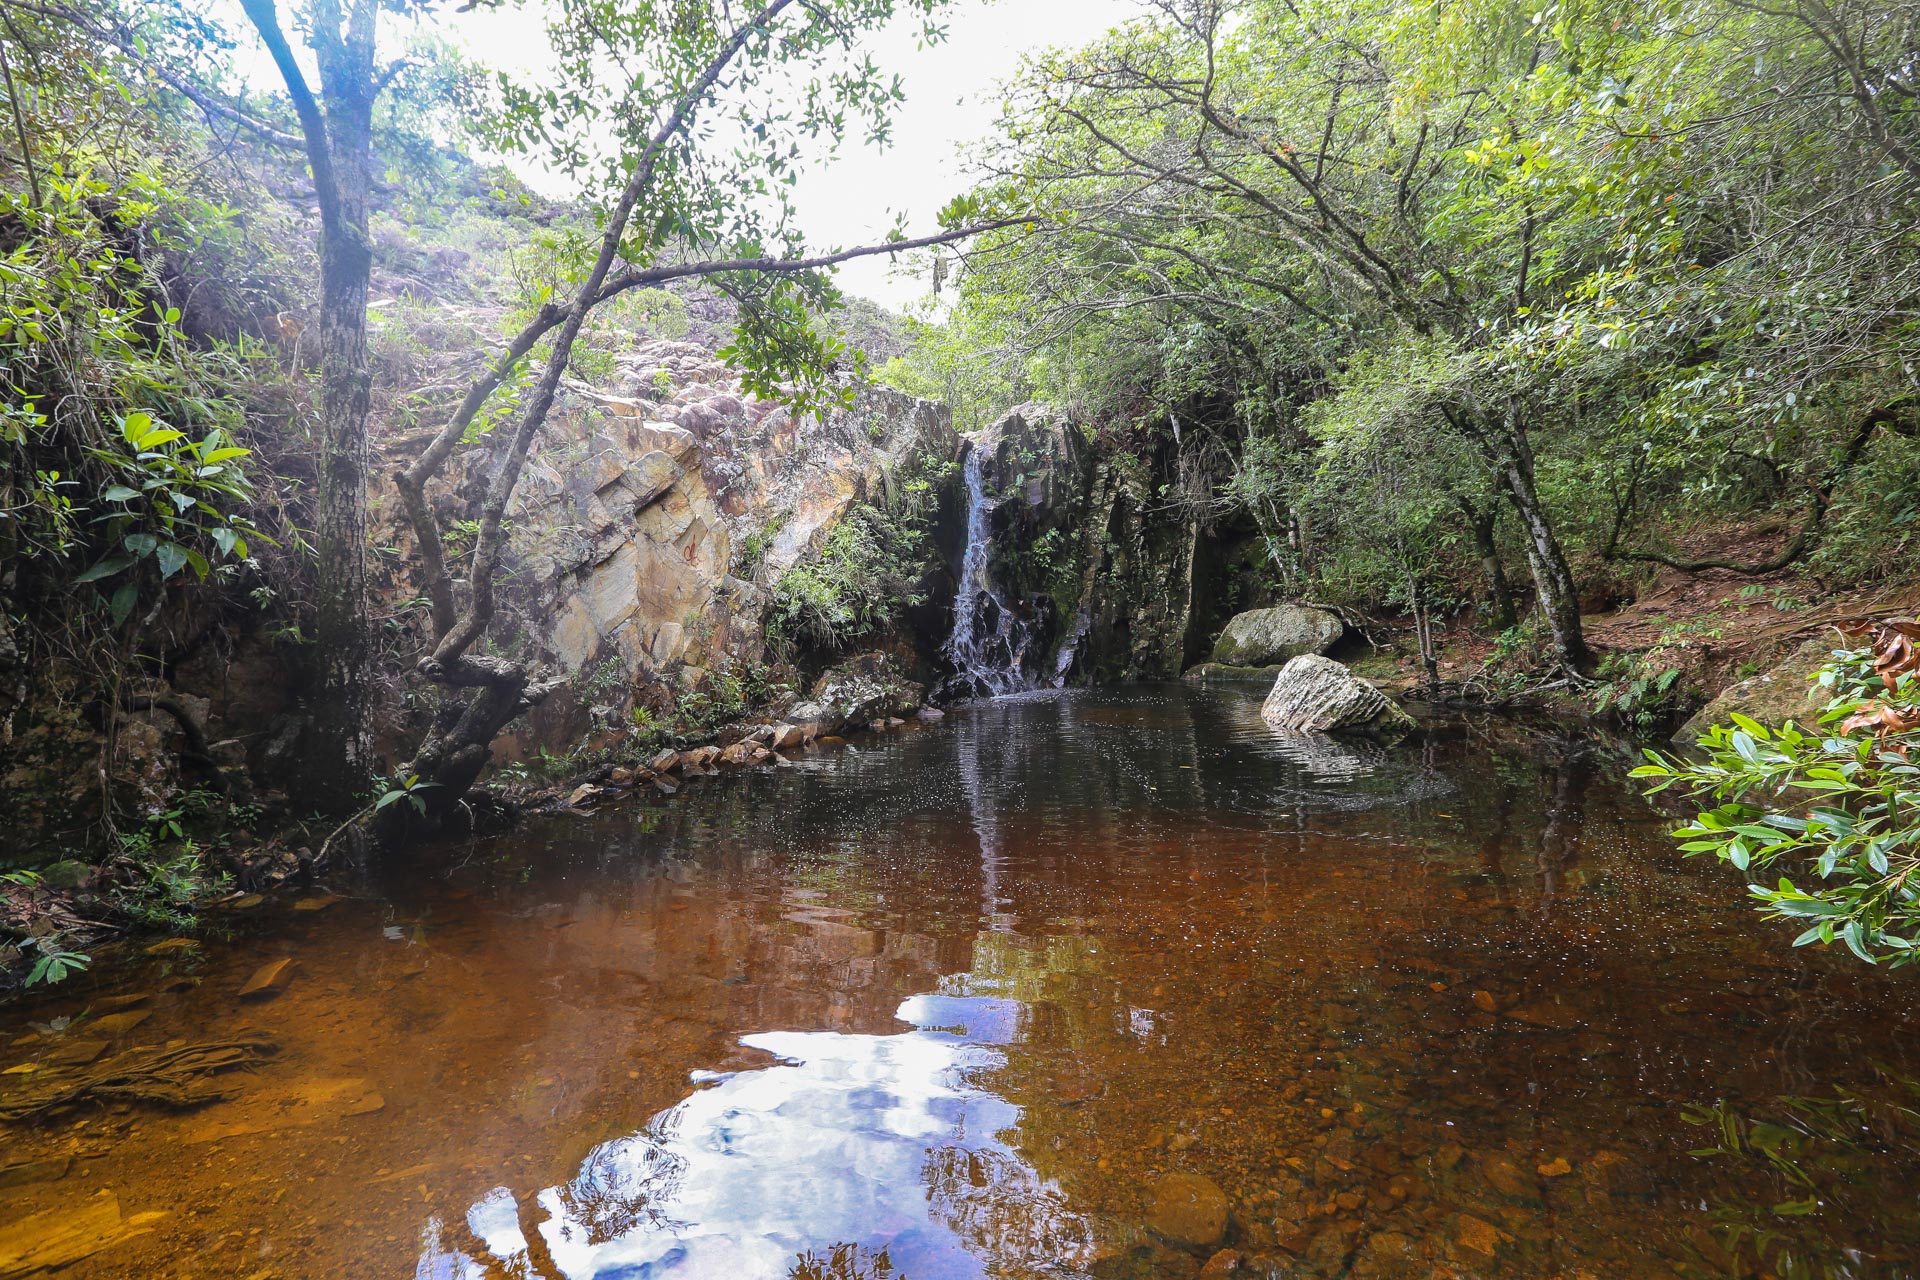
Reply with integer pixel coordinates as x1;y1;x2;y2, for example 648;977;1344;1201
3;686;1919;1280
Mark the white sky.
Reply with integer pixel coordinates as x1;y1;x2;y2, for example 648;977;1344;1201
225;0;1137;310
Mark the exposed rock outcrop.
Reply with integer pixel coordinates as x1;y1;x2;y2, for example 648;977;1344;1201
1261;655;1414;733
389;341;958;755
1673;636;1832;745
1210;605;1343;667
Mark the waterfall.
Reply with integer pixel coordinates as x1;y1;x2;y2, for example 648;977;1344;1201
944;447;1040;699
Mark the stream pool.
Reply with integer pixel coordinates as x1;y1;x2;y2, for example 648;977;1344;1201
2;686;1917;1279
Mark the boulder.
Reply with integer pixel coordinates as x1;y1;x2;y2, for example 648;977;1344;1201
1674;636;1832;745
1261;655;1414;733
770;723;805;750
1212;605;1343;667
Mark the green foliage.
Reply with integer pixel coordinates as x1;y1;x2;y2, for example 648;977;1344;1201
23;940;89;988
1589;654;1686;732
1634;646;1920;965
767;455;944;653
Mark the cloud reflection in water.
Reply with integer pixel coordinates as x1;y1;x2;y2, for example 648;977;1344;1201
426;994;1093;1279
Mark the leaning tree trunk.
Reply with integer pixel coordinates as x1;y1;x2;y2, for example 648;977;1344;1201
1496;413;1591;673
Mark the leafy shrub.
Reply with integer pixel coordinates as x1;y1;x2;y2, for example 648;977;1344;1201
1634;623;1920;965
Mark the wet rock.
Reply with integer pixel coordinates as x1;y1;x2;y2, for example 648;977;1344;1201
1451;1213;1511;1259
719;742;758;766
0;1155;70;1188
567;783;608;808
90;993;150;1013
1149;1171;1231;1248
238;958;297;1001
1348;1230;1421;1280
1537;1157;1572;1178
916;706;945;721
1304;1223;1360;1274
0;1190;164;1275
1476;1152;1543;1205
1261;656;1414;734
292;895;339;913
46;1038;107;1067
1212;606;1344;667
683;745;722;770
608;767;635;785
649;749;681;773
89;1010;150;1038
771;723;805;749
1198;1248;1242;1276
143;937;199;957
1675;636;1829;745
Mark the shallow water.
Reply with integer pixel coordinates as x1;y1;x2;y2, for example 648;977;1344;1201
3;686;1918;1280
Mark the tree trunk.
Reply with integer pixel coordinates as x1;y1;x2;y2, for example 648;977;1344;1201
309;5;376;812
1462;499;1518;631
240;0;378;812
1495;413;1591;672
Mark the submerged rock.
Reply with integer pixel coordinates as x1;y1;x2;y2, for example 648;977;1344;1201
238;958;297;1001
1212;605;1344;667
1261;655;1414;733
1148;1171;1229;1247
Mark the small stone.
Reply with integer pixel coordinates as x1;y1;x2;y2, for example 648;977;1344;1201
1453;1214;1509;1258
1198;1248;1241;1277
916;706;945;721
238;958;297;1001
1537;1157;1573;1178
1147;1171;1229;1248
1470;990;1497;1013
292;895;339;913
608;767;634;785
144;938;200;957
221;893;265;911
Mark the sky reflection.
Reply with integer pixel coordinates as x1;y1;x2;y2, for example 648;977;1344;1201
423;994;1091;1279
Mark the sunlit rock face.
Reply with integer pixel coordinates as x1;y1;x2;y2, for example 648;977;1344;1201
422;340;957;751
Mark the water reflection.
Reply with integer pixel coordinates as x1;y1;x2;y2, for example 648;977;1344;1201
427;995;1090;1280
5;687;1919;1280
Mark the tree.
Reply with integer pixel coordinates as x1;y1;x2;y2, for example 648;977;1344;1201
930;0;1600;668
374;0;1017;831
235;0;386;812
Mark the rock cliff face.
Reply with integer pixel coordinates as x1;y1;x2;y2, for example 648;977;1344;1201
383;341;959;754
940;404;1251;691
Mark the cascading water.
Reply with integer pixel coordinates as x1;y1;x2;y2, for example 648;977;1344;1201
943;446;1047;699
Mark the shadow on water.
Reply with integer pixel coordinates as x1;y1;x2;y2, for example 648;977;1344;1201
1;686;1917;1279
